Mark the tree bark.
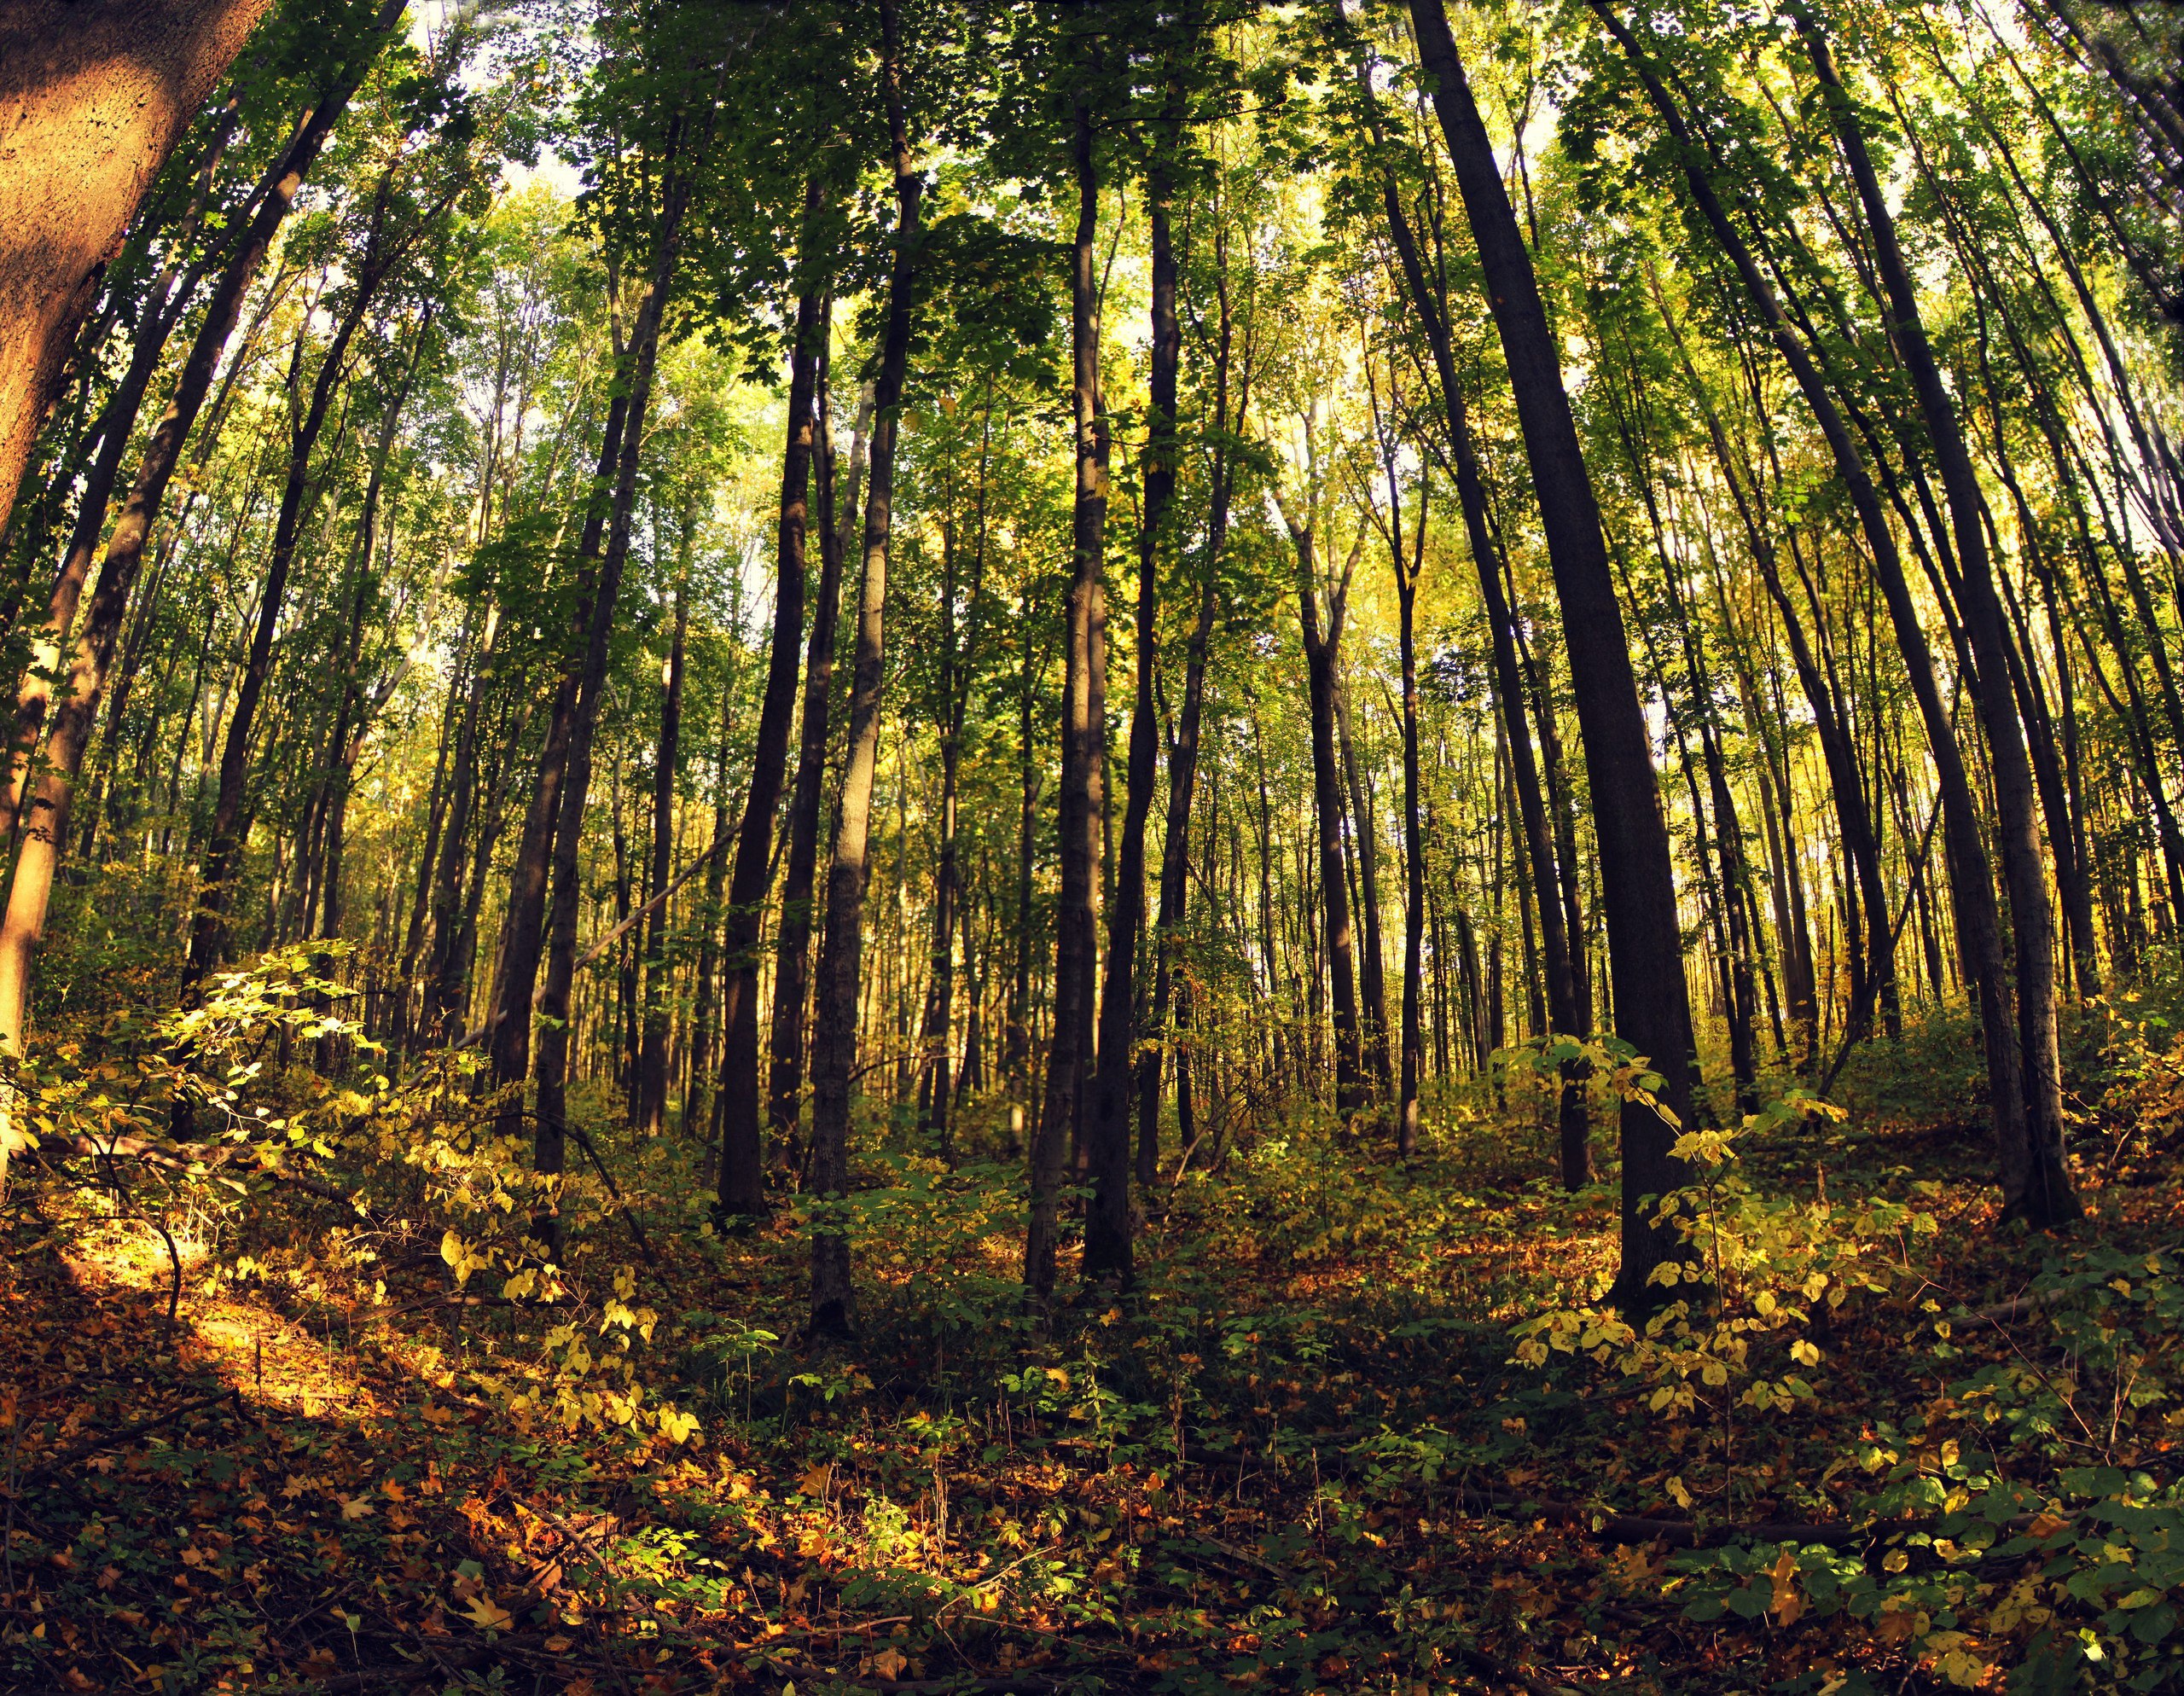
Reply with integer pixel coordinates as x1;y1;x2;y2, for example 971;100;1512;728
530;140;691;1246
1025;92;1110;1304
1409;0;1696;1304
1793;9;2078;1226
1375;162;1590;1183
809;0;918;1339
1589;0;2059;1229
636;563;688;1135
720;203;828;1217
769;356;864;1164
1083;119;1181;1281
0;0;280;543
181;168;410;990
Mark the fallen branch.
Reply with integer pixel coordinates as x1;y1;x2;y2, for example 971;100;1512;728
11;1386;248;1489
1449;1484;1930;1550
41;1130;360;1209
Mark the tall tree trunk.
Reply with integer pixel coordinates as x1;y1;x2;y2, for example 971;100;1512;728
1385;453;1428;1156
1409;0;1696;1304
1590;0;2061;1228
636;564;688;1134
1139;207;1234;1182
1083;116;1182;1282
488;358;633;1119
810;0;918;1338
1025;93;1110;1304
181;186;403;991
1793;10;2078;1226
1333;668;1391;1098
0;96;241;844
530;141;691;1246
0;0;281;543
426;607;499;1038
1281;498;1366;1121
0;15;392;1171
1375;164;1590;1183
769;356;865;1162
720;203;828;1217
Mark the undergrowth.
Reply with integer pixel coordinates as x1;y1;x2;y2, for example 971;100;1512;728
3;959;2184;1694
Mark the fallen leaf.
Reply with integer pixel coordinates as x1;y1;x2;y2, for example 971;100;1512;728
1770;1550;1804;1626
339;1495;375;1521
799;1461;832;1498
462;1593;514;1631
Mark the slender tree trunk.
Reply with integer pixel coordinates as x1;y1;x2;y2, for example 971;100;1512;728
531;142;691;1246
1025;93;1110;1304
1333;668;1391;1098
181;204;398;990
1794;11;2077;1226
1409;0;1696;1302
1083;121;1181;1282
685;688;735;1141
636;566;688;1134
720;208;828;1217
769;357;865;1162
1592;0;2062;1226
810;0;918;1338
1283;502;1366;1120
488;378;632;1118
1139;207;1232;1182
1376;165;1590;1182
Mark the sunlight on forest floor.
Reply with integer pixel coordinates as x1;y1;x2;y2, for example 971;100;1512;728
9;1008;2184;1696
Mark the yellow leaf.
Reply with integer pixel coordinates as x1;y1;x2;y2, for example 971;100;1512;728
339;1496;375;1522
2025;1513;2070;1539
799;1462;833;1499
1770;1551;1804;1625
461;1593;514;1631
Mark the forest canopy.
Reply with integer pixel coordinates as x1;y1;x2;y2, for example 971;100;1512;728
4;0;2184;1690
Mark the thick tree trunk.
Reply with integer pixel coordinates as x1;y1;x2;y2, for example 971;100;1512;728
0;0;281;543
810;0;918;1338
0;12;392;1168
1025;95;1109;1304
1409;0;1697;1304
0;99;241;845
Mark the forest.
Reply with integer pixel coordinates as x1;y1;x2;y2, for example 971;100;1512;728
4;0;2184;1688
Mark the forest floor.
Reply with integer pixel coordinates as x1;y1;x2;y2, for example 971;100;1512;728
5;998;2184;1695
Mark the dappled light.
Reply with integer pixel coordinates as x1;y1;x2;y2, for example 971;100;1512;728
3;0;2184;1691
